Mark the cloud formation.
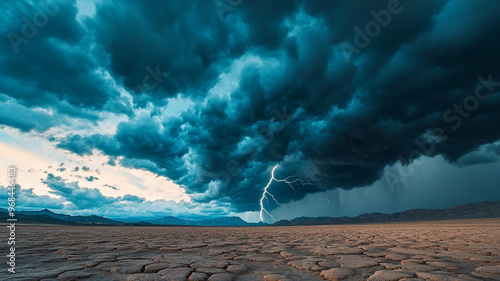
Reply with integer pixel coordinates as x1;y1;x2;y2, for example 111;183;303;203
1;0;500;214
0;174;229;219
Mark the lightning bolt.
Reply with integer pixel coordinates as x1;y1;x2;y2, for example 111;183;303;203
325;197;334;207
278;174;314;191
259;164;313;223
259;165;279;223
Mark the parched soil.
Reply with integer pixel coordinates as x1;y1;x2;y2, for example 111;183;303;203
5;219;500;280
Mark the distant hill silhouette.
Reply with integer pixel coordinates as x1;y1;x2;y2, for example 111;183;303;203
0;208;124;225
0;207;76;225
1;201;498;226
145;215;261;226
19;208;122;224
0;208;259;226
273;201;500;226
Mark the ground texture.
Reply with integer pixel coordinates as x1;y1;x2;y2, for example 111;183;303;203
6;219;500;280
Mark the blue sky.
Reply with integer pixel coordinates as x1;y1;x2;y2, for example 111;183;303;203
1;0;500;223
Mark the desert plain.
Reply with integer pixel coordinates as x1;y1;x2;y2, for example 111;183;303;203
6;219;500;281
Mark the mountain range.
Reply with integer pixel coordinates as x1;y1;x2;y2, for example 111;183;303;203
0;208;258;226
273;201;500;226
144;216;258;226
1;201;499;226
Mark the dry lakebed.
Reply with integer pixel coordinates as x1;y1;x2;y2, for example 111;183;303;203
5;219;500;281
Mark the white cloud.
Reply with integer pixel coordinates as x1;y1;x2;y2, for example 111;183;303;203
0;127;189;204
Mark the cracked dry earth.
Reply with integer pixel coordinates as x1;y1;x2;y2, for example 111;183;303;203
7;219;500;281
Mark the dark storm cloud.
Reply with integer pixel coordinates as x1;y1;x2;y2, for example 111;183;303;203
104;184;118;190
43;173;113;208
88;0;248;104
57;134;94;155
85;175;98;182
59;116;189;181
456;141;500;166
43;173;141;209
0;0;121;131
3;0;500;212
0;185;63;210
0;94;62;132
